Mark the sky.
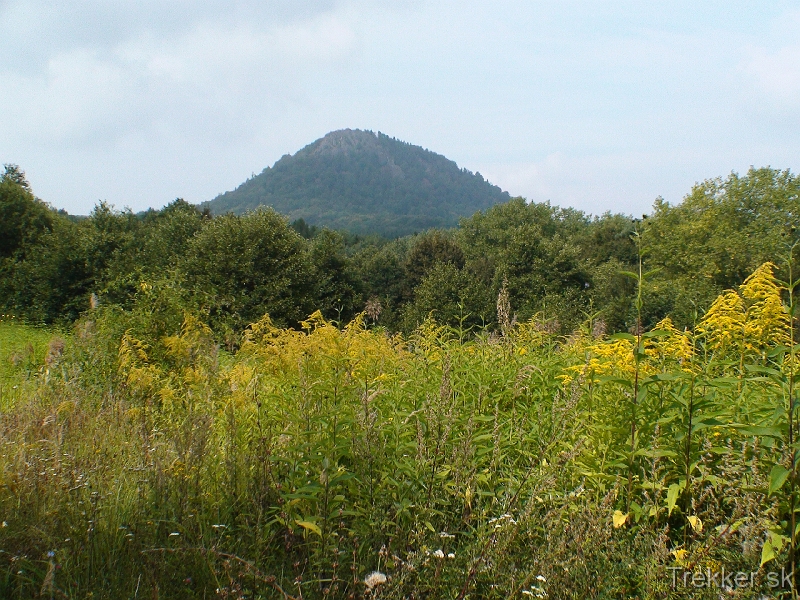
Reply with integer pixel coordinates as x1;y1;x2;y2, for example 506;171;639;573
2;1;799;217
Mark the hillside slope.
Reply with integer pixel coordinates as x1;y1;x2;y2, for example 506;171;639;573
204;129;510;236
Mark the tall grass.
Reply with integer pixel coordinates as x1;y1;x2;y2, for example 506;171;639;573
0;318;64;410
0;263;798;598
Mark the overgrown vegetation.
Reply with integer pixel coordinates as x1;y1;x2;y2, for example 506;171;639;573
1;258;800;598
2;163;800;597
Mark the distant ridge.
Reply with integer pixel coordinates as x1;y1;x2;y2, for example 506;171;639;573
203;129;510;237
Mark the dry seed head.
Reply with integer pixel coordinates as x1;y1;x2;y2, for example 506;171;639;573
364;571;387;591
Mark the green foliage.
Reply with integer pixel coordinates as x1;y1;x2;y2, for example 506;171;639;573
180;208;315;338
0;168;56;313
135;198;206;274
8;214;92;323
457;198;592;330
647;167;800;327
401;262;493;333
403;230;465;292
2;162;797;366
0;166;53;262
2;263;798;597
308;229;361;323
3;157;800;596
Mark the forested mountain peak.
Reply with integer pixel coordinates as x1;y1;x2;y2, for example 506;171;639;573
305;129;384;158
203;130;510;237
288;130;404;179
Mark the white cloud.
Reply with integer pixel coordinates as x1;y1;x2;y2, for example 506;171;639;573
478;148;754;217
1;1;798;215
737;8;800;112
741;44;800;108
1;9;359;144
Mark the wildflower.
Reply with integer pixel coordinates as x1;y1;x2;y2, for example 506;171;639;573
536;575;546;582
169;532;180;537
447;553;455;559
364;571;387;591
649;317;694;366
489;513;517;528
672;548;688;563
439;531;455;539
433;549;445;559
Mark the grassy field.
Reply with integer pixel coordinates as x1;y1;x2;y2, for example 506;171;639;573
0;263;798;598
0;318;64;409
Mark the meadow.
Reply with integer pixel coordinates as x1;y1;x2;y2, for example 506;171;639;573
1;259;798;599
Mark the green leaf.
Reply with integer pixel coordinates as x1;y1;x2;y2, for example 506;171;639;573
612;510;628;528
734;425;784;438
642;329;670;339
761;538;776;567
761;531;788;567
744;365;783;377
608;332;636;342
666;483;681;517
597;376;633;387
769;465;791;495
709;377;740;387
295;520;322;537
643;373;682;383
687;515;703;533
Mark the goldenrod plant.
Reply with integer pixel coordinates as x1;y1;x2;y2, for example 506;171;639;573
4;261;800;597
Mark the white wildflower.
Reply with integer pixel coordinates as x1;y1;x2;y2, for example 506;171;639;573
433;549;445;559
364;571;387;591
447;553;455;559
536;575;546;582
488;513;517;528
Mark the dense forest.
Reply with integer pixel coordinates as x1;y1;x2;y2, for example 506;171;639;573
203;129;510;237
3;164;800;598
2;163;798;345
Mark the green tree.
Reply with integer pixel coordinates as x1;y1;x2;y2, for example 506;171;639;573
646;167;800;326
0;165;53;262
9;216;91;322
180;209;315;337
402;262;493;332
1;163;31;190
404;230;465;293
308;229;360;323
0;166;58;317
349;238;411;329
457;198;592;329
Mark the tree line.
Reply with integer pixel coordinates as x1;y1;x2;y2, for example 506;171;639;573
1;163;798;343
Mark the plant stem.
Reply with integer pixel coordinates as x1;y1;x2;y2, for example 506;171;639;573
787;242;798;597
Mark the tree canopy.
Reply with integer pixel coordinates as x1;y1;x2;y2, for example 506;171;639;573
2;164;797;344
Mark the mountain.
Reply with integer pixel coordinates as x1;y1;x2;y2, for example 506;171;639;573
203;129;511;237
